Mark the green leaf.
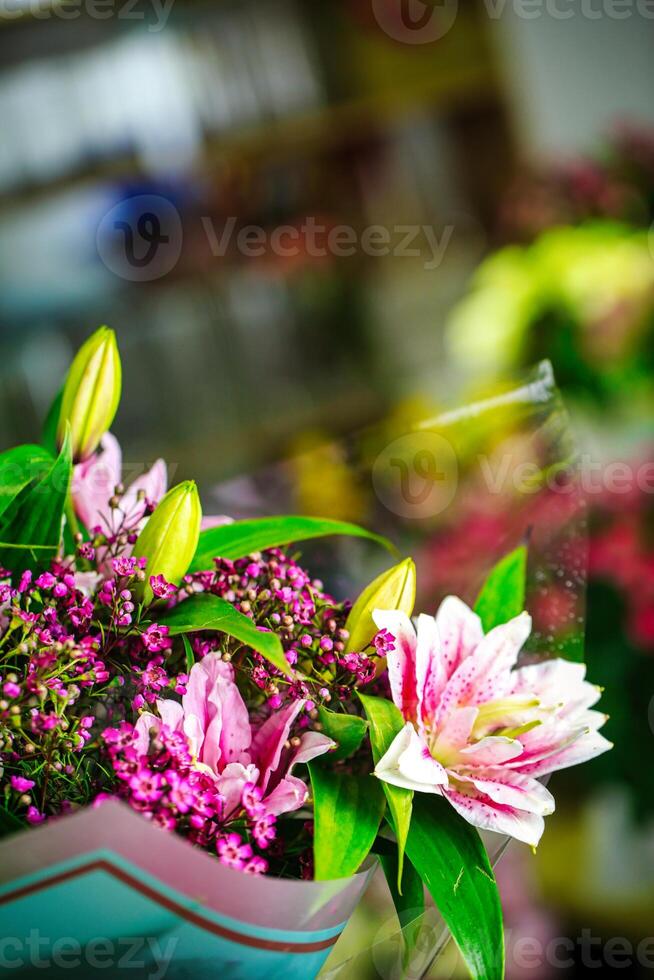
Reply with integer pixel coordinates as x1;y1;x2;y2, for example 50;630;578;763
181;634;195;674
41;387;63;456
159;593;291;677
0;445;54;521
359;693;413;887
190;516;396;572
0;433;72;575
0;807;23;840
308;762;386;880
317;707;368;761
474;545;527;632
405;794;504;980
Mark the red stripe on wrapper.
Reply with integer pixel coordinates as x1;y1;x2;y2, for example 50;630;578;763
0;858;341;953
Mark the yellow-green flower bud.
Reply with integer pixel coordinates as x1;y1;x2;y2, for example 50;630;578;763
133;481;202;603
345;558;416;654
57;326;121;462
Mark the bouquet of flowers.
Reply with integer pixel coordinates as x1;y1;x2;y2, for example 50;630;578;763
0;329;612;978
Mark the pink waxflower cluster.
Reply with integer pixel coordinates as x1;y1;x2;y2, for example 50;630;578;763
187;549;379;709
100;722;274;874
0;487;349;876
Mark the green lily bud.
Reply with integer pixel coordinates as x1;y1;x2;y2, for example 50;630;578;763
57;326;121;462
345;558;416;654
133;481;202;603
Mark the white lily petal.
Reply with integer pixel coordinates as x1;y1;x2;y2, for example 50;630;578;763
375;722;447;794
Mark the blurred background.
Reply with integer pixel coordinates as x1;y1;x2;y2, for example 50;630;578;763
1;0;654;975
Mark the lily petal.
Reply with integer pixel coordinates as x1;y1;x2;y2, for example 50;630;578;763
122;458;167;525
373;610;419;722
444;784;545;847
375;722;448;793
133;711;161;755
434;612;532;725
517;729;613;778
457;768;555;816
251;699;305;794
216;762;260;817
457;735;524;766
71;432;122;530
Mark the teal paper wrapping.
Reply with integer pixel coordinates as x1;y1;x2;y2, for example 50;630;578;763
0;802;375;978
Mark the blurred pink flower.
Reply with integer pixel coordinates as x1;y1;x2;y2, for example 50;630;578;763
135;653;333;817
71;432;166;532
373;597;611;846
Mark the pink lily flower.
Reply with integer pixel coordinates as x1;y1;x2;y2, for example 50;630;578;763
72;433;228;542
373;597;611;847
135;653;333;817
72;432;167;533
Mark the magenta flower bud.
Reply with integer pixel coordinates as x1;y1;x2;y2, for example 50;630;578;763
57;326;122;462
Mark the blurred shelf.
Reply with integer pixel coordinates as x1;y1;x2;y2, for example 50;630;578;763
0;63;498;212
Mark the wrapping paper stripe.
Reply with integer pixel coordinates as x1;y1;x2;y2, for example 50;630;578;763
0;854;343;953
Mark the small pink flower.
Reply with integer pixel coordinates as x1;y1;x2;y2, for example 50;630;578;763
26;806;45;824
142;624;171;653
113;557;138;577
253;813;276;849
10;775;35;792
3;681;20;698
150;575;176;600
244;856;268;875
373;597;612;847
217;833;253;870
128;769;164;804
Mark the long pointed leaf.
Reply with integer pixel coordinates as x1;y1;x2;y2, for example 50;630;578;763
405;794;505;980
190;516;396;571
474;545;527;632
308;762;385;880
41;387;63;456
159;593;291;676
359;693;413;887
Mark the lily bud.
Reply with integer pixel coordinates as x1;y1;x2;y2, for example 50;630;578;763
345;558;416;654
133;481;202;603
57;326;121;462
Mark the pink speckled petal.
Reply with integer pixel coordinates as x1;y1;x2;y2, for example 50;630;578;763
444;784;545;847
372;610;419;722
